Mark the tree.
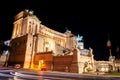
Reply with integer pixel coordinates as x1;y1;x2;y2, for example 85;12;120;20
0;40;11;56
0;40;11;67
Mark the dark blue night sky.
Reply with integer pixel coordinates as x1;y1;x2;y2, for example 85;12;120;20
0;0;119;60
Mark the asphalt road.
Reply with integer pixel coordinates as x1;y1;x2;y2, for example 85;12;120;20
0;67;120;80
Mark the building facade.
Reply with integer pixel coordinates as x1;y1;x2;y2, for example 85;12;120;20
7;9;96;73
8;9;119;74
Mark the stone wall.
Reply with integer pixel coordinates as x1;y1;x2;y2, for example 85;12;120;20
33;49;79;73
8;35;27;67
34;51;53;70
53;55;73;72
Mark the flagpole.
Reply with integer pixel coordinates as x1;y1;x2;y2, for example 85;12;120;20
106;33;112;56
109;48;112;56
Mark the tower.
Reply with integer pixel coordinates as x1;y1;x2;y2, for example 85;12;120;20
8;9;41;68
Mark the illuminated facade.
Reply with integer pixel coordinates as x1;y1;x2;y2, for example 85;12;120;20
8;9;96;73
7;9;120;73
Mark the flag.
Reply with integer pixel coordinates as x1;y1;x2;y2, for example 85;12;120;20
106;39;111;48
106;33;111;48
116;46;119;53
